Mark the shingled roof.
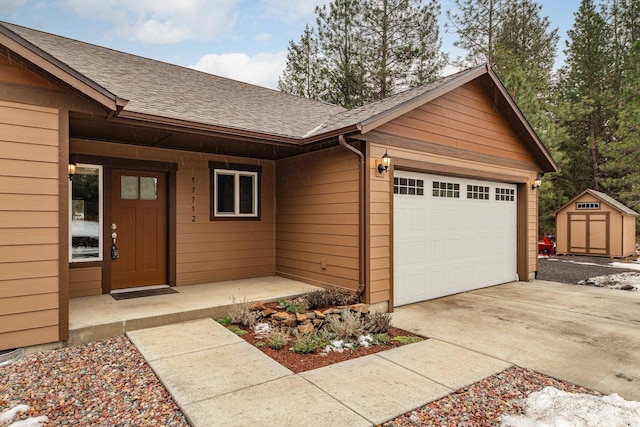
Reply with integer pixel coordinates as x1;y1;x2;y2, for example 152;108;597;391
0;22;345;140
0;21;557;171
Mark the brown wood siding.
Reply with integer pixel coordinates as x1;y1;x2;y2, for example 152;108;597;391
376;82;537;166
69;266;102;297
70;139;276;287
0;51;61;90
0;100;60;350
276;146;360;290
368;146;392;305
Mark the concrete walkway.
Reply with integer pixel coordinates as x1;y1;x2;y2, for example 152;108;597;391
127;280;640;426
128;319;510;426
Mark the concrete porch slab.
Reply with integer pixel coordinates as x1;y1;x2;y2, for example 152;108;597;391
68;276;319;346
183;375;371;427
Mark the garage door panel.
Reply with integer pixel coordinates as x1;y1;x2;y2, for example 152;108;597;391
394;172;517;306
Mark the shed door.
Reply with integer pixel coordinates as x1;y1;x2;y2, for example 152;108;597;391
111;170;168;290
393;172;517;307
568;212;609;255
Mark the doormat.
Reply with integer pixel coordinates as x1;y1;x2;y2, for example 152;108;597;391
111;287;179;300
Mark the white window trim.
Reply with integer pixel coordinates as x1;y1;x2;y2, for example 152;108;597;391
214;169;258;217
69;164;103;262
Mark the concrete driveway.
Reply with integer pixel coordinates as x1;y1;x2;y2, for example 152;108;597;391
392;280;640;401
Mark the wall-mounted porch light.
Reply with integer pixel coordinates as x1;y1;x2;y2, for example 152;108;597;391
532;173;543;190
68;161;76;181
376;150;391;174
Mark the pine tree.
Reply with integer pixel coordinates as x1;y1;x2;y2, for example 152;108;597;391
277;25;326;99
558;0;612;192
360;0;446;99
316;0;370;108
446;0;505;67
278;0;446;107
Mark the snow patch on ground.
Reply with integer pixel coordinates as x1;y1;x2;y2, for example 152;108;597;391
0;405;48;427
578;272;640;291
610;261;640;271
501;387;640;427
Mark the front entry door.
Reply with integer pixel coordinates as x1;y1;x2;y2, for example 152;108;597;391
111;169;168;290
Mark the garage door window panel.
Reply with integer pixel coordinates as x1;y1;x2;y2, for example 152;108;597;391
467;185;490;200
394;177;424;195
433;181;460;198
496;187;515;201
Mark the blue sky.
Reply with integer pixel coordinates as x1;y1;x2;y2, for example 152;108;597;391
0;0;582;89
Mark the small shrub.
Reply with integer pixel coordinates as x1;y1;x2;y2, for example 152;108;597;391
391;335;422;345
365;311;393;334
324;310;367;340
285;302;308;314
302;288;360;309
254;341;265;348
217;317;232;325
266;328;289;350
228;297;258;328
370;333;390;344
226;324;248;336
292;331;326;354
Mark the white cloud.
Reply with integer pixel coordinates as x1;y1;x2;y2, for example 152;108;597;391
253;32;272;42
190;51;287;89
59;0;239;43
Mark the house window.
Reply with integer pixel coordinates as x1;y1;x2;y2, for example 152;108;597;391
496;187;515;201
70;164;103;262
393;177;424;195
210;163;261;219
433;181;460;198
577;202;600;210
466;185;490;200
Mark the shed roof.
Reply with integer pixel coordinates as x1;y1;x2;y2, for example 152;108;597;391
0;21;557;171
557;189;639;216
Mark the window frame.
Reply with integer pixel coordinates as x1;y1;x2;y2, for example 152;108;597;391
576;202;600;210
69;163;103;263
209;162;261;220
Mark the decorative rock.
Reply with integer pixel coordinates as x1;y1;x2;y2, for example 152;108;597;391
297;323;315;335
261;308;277;317
314;310;325;319
312;319;324;326
304;311;316;320
272;312;293;321
250;301;266;311
348;303;370;314
295;313;307;322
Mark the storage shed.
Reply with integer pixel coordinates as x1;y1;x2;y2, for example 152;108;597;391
555;189;638;257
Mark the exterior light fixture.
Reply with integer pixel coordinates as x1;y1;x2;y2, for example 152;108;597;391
68;161;76;181
532;173;543;190
377;150;391;174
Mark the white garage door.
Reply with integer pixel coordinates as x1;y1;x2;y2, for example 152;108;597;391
394;172;517;306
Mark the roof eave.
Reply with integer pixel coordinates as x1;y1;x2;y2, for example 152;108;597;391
0;23;124;112
116;110;306;146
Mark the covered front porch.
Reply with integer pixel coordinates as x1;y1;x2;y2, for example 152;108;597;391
67;276;320;347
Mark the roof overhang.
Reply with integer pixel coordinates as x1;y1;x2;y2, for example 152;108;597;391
0;23;126;113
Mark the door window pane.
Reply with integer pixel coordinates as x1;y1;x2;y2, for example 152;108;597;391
71;165;102;261
121;176;139;200
140;177;158;200
217;173;235;213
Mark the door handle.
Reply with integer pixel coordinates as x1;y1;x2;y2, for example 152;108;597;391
111;224;119;259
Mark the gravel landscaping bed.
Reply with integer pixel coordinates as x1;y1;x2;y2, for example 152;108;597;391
537;255;639;284
0;336;188;427
381;366;600;426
